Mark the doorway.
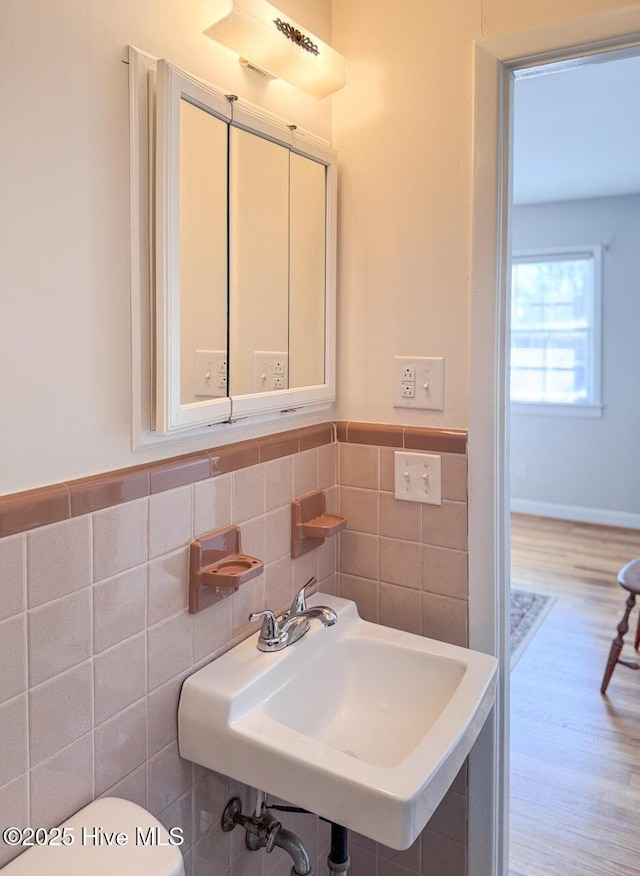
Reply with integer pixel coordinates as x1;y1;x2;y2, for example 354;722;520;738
468;11;640;876
508;51;640;875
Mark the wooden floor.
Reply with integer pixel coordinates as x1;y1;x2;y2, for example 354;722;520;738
509;514;640;876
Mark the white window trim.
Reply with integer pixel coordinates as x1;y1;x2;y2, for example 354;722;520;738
510;244;603;410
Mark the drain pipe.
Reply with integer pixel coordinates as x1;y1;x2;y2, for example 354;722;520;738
328;823;350;874
222;797;313;876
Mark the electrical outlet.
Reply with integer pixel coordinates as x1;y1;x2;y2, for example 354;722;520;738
194;350;227;398
401;382;415;398
253;351;289;392
394;357;444;410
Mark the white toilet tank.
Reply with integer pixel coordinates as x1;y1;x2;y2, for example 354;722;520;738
1;797;184;875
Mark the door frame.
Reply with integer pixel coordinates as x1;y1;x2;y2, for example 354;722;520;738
468;7;640;876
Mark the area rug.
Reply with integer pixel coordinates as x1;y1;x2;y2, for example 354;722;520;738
510;588;556;668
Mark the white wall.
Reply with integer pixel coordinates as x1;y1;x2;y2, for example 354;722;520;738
0;0;332;495
2;0;637;497
510;195;640;523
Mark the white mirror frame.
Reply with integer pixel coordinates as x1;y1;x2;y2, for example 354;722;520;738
129;46;337;447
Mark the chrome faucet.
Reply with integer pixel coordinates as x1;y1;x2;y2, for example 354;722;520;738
249;577;337;652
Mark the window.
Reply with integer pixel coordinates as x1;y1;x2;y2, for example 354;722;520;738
510;246;602;415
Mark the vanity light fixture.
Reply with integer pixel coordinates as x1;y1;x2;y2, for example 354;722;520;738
203;0;346;99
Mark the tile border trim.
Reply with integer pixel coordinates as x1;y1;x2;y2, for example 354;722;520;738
0;421;466;537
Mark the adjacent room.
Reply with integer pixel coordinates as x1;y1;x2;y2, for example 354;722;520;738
508;53;640;875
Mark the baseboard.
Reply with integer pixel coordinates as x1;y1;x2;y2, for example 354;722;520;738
510;498;640;531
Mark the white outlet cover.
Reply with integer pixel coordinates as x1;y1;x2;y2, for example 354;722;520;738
394;451;442;505
194;350;227;398
253;351;289;393
394;357;444;410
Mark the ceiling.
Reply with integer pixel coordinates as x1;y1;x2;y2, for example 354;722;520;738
512;53;640;205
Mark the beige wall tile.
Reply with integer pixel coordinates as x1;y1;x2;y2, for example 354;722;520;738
148;671;189;758
192;820;231;876
338;574;379;623
379;835;421;873
441;453;467;502
263;555;293;615
101;763;148;810
340;486;379;534
239;516;265;566
318;442;337;490
427;788;467;844
379;582;422;635
421;501;468;551
0;695;28;787
339;443;379;490
380;538;422;590
193;598;233;664
148;740;193;817
317;537;337;584
193;597;233;664
94;633;146;725
0;776;28;867
194;771;231;843
422;545;468;600
29;663;93;767
0;615;26;704
94;699;147;795
264;456;294;512
193;474;232;536
93;498;147;582
148;486;193;560
264;506;291;563
0;534;25;621
148;611;193;692
421;831;466;876
28;588;92;687
159;790;194;853
379;447;395;493
293;448;319;497
380;493;421;542
233;466;265;524
27;516;91;608
347;844;379;876
93;565;146;653
29;734;93;830
340;531;380;580
231;575;265;638
148;547;189;625
422;593;468;647
292;550;319;594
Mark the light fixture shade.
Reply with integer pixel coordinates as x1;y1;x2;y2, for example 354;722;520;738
203;0;346;99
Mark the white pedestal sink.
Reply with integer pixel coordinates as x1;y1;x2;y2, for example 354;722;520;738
178;594;497;850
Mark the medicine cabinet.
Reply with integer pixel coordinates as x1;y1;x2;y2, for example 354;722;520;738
129;47;337;445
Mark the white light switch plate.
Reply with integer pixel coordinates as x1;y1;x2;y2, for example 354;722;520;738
394;451;442;505
393;357;444;410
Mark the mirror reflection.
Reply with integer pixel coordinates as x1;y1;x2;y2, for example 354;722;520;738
179;98;228;406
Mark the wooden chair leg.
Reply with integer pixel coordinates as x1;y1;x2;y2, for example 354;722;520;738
601;592;636;695
601;639;623;694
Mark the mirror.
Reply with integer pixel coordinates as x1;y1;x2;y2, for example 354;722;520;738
179;99;228;406
229;129;327;397
151;54;335;438
229;127;289;397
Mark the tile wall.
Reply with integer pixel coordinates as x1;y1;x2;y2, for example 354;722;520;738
0;423;469;876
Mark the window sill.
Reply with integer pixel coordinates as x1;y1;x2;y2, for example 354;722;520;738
510;402;603;419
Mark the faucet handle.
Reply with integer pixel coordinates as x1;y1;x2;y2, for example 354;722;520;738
289;577;317;616
249;609;280;641
249;609;290;651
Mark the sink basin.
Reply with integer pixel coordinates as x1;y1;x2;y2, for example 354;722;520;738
178;593;497;849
